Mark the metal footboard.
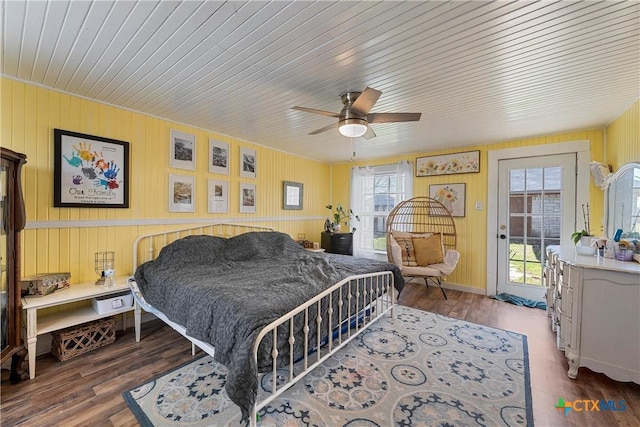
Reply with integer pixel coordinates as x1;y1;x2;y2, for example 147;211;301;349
250;271;395;426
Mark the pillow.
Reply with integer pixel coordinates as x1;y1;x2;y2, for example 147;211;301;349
413;233;444;266
154;235;227;266
394;237;418;267
388;234;403;266
225;231;287;261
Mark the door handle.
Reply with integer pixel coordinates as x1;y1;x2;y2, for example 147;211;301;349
499;234;506;239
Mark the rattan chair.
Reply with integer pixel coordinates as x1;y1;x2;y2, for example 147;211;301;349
386;197;460;299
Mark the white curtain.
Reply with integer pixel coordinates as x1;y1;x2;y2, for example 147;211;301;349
350;161;413;259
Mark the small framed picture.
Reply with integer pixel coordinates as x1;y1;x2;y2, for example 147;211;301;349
240;183;256;213
429;183;466;217
209;139;229;175
207;179;228;213
169;174;195;212
240;147;256;178
170;130;196;170
283;181;303;210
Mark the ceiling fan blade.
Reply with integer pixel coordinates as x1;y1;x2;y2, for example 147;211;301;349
350;87;382;116
367;112;422;123
362;126;376;140
309;122;337;135
292;106;340;118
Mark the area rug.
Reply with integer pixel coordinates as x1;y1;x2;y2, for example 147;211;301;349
123;305;533;426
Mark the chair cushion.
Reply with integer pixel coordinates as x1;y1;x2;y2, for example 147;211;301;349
401;249;460;277
413;233;444;266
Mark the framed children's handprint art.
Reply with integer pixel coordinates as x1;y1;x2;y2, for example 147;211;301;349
53;129;130;208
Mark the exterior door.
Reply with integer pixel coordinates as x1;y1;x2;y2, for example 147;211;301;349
497;154;576;300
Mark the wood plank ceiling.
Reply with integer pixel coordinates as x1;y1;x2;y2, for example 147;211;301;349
2;1;639;163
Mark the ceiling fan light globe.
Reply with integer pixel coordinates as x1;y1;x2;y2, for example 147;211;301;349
339;119;368;138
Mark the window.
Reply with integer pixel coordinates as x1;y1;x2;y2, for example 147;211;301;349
351;161;413;259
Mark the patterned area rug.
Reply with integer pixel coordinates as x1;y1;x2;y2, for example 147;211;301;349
123;306;533;426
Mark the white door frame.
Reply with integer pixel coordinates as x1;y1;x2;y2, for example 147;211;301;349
486;140;591;296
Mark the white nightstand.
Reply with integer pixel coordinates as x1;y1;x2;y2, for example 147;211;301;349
21;276;137;379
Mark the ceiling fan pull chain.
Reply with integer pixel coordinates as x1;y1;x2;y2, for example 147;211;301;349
350;137;356;161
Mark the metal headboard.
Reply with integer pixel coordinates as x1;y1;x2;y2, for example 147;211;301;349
132;223;274;271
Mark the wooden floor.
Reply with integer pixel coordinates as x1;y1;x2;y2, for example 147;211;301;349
2;282;639;426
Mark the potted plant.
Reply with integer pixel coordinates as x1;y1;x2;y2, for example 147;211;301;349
571;229;593;245
571;203;593;246
326;204;360;232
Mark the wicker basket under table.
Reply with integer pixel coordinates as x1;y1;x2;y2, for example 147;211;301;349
51;317;116;362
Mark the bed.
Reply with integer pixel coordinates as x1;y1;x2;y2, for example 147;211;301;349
128;223;403;425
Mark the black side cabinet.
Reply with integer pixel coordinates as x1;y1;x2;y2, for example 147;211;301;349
321;232;353;256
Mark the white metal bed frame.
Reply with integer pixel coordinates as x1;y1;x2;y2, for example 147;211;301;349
129;223;396;426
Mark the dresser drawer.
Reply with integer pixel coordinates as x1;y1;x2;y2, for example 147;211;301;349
558;312;572;350
555;260;565;285
556;321;565;350
544;266;555;314
545;251;554;268
560;285;573;316
552;303;561;332
562;263;576;290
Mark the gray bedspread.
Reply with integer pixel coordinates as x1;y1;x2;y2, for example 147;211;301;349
134;231;403;423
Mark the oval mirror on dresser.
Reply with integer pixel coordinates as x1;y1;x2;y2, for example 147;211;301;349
604;162;640;239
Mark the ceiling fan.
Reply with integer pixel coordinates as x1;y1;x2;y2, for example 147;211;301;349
292;87;422;139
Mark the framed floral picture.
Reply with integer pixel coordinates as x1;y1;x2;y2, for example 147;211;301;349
209;139;229;175
240;183;256;213
240;147;256;178
416;150;480;176
429;183;466;217
169;174;195;212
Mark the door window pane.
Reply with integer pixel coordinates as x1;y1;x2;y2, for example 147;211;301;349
526;168;543;191
510;194;524;213
508;165;564;287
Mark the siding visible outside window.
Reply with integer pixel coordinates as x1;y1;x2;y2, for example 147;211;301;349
351;161;413;259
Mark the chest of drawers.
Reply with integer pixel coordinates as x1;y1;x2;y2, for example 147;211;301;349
546;246;639;384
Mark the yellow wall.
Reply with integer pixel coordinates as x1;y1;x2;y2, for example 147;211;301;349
331;130;607;291
1;77;330;282
606;98;640;169
3;75;637;293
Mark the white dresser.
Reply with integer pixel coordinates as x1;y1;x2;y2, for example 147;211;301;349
545;246;640;384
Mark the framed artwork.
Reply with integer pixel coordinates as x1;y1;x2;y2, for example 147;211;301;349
283;181;303;210
416;150;480;177
209;139;229;175
240;147;256;178
429;183;466;217
53;129;129;208
207;179;228;213
169;174;195;212
170;130;196;170
240;183;256;213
